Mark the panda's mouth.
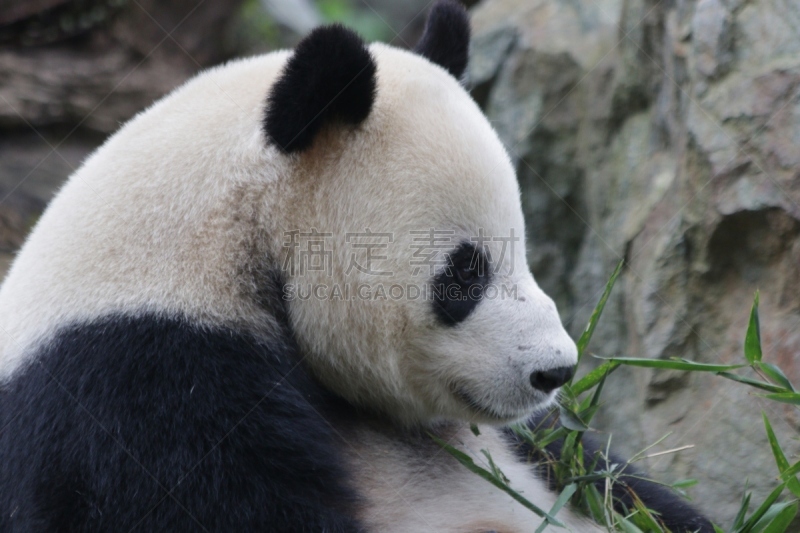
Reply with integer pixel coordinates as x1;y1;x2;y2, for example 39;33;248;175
452;385;523;421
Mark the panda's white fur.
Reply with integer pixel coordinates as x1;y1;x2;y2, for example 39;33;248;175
346;422;604;532
0;3;712;532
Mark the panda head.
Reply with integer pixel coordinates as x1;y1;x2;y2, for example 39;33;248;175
267;0;578;425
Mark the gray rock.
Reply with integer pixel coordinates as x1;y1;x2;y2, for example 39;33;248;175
471;0;800;523
691;0;735;79
0;0;244;279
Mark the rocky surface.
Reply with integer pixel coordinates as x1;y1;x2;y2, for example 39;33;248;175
470;0;800;523
0;0;243;275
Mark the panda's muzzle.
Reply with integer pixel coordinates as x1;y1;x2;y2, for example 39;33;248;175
450;366;575;420
452;386;509;420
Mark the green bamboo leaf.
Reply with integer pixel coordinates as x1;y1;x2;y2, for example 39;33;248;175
732;489;752;530
580;404;601;424
480;449;510;483
559;383;580;407
670;477;698;499
578;386;604;418
572;361;621;396
614;512;646;533
535;426;571;449
578;390;594;413
535;484;577;533
549;483;577;515
717;372;786;393
584;483;608;526
762;413;800;498
762;392;800;406
563;472;612;484
631;496;666;533
587;371;608;411
597;356;746;372
755;362;796;392
756;502;797;533
781;458;800;482
576;260;624;363
745;291;762;364
560;431;579;466
559;404;589;432
739;483;786;532
430;434;564;527
509;421;537;445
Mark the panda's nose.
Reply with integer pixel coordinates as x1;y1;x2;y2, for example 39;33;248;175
530;366;575;393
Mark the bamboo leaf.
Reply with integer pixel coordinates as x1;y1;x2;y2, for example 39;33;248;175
717;372;786;393
563;472;613;484
587;372;608;411
560;431;579;466
535;484;578;533
550;483;577;516
756;502;797;533
781;459;800;482
762;392;800;406
755;362;795;392
614;512;646;533
576;260;624;363
631;495;666;533
584;483;608;526
739;483;786;532
535;426;571;449
509;422;537;445
597;356;746;372
745;291;762;364
430;434;564;527
571;360;621;396
582;405;601;426
732;489;752;530
762;413;800;498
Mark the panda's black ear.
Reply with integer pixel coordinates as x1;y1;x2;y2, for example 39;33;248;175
264;24;377;154
413;0;470;80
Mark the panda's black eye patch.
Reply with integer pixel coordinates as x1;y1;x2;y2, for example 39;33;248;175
431;243;490;326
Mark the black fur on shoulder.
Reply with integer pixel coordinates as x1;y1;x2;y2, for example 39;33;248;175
0;314;363;532
413;0;470;80
264;24;377;154
505;412;715;533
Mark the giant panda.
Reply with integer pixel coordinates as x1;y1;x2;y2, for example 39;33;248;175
0;1;713;531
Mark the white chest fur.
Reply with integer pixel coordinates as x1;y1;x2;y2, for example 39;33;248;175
343;421;604;533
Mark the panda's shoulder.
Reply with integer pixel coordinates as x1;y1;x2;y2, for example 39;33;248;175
0;313;361;530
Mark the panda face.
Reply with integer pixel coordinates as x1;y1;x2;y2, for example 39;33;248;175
277;42;578;425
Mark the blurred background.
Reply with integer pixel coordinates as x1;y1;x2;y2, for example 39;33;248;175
2;0;800;526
